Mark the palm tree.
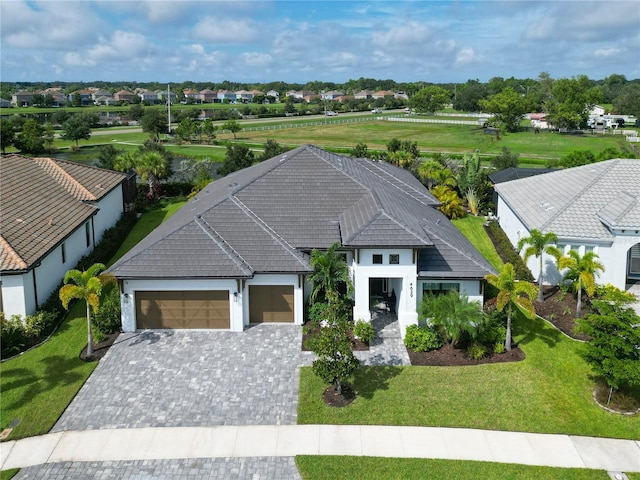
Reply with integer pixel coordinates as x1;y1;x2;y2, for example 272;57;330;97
59;263;114;357
517;229;560;302
419;291;483;345
485;263;538;351
308;242;351;305
558;250;604;318
432;185;466;219
137;151;169;199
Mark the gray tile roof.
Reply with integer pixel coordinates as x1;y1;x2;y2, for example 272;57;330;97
494;159;640;241
110;145;493;280
0;155;127;272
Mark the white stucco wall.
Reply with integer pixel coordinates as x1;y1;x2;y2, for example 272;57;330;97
92;186;124;241
0;274;32;318
351;248;418;337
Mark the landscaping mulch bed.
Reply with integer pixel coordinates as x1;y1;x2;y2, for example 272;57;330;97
593;379;640;415
80;332;120;362
408;342;525;366
301;324;369;351
322;384;357;407
534;286;591;341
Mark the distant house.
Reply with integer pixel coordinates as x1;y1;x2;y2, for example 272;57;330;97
95;96;117;106
321;91;344;100
354;90;374;100
494;159;640;292
217;90;236;102
183;90;200;103
0;98;11;108
590;105;606;116
114;90;137;103
11;91;34;107
91;90;112;101
156;90;177;104
372;90;395;99
235;90;253;103
68;89;94;105
109;145;493;335
0;155;133;318
138;90;160;104
266;90;280;101
529;113;550;130
200;89;216;103
394;91;409;101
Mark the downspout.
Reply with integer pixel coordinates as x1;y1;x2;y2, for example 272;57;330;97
32;266;39;310
91;217;96;247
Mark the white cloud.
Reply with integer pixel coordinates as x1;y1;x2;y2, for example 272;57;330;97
64;52;96;67
456;47;482;65
193;17;258;43
594;47;622;58
239;52;273;68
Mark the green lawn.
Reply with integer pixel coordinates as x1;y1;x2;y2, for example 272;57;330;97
298;312;640;439
0;198;185;441
452;216;503;270
295;456;610;480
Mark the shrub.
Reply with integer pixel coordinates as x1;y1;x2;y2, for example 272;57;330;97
0;314;26;358
92;285;122;342
467;342;488;360
404;324;445;352
493;342;506;354
477;311;507;346
23;311;58;338
353;319;375;344
484;220;533;281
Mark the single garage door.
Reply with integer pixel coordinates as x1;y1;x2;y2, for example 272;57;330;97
136;290;230;329
249;285;294;323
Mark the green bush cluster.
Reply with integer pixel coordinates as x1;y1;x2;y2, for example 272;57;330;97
0;311;59;358
467;342;488;360
91;285;122;343
484;220;533;281
353;319;375;344
404;324;445;352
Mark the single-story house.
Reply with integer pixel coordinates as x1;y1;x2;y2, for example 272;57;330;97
0;155;132;318
110;145;494;336
494;159;640;291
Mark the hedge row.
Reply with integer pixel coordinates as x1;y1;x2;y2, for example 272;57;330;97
484;220;534;281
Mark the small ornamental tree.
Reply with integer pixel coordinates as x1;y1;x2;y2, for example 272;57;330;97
517;229;560;303
309;292;360;396
419;291;483;345
577;296;640;405
558;250;604;318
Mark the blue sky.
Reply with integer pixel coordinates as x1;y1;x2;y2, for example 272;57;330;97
2;0;639;84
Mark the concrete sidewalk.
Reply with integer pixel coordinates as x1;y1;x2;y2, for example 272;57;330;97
2;425;639;473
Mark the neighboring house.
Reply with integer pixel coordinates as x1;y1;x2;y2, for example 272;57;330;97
217;90;236;102
114;90;137;103
321;91;344;100
266;90;280;101
183;90;200;102
235;90;253;102
95;96;117;106
156;89;177;104
372;90;395;99
91;89;112;101
590;105;606;116
200;89;216;103
488;167;557;207
494;159;640;291
354;90;374;100
11;91;33;106
0;155;132;318
68;89;93;105
110;145;494;336
138;90;160;104
529;113;550;130
0;98;11;108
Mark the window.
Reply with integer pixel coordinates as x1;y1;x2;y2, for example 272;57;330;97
423;282;459;296
85;222;91;247
389;254;400;264
585;245;595;254
556;243;567;254
61;243;66;264
372;254;383;264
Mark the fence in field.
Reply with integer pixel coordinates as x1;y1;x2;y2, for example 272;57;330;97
385;116;483;126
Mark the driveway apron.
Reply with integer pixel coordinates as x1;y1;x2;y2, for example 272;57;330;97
53;325;314;431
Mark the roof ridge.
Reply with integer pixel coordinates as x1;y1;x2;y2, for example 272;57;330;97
0;234;28;270
230;196;310;270
35;157;97;201
194;216;254;276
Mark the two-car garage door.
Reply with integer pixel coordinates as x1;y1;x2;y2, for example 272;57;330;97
136;291;230;329
135;285;294;329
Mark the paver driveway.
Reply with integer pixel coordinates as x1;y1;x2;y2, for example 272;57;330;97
53;325;314;432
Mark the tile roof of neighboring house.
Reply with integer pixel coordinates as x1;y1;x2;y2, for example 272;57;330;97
0;155;127;272
110;145;493;280
494;159;640;241
488;167;557;185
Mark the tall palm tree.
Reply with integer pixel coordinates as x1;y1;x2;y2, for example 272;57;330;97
59;263;114;357
308;242;351;305
485;263;538;351
517;229;560;302
137;151;169;199
558;250;604;318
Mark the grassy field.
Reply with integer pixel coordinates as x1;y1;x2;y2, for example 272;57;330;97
0;199;186;442
295;456;611;480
